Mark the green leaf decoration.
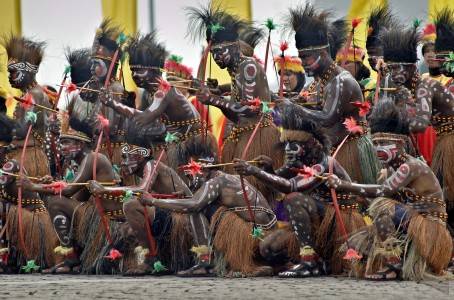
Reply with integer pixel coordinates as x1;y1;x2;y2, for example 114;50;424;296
64;168;75;182
25;111;37;124
165;132;179;143
210;23;224;36
116;32;127;45
169;54;183;64
64;65;71;75
444;52;454;73
21;260;40;273
264;18;276;31
153;260;167;273
412;18;421;29
261;102;272;114
112;164;120;175
251;227;264;240
121;189;133;203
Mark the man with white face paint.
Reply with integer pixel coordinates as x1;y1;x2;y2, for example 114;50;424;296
280;4;379;185
187;4;283;203
88;141;196;276
326;99;452;281
380;21;454;232
3;35;52;177
234;105;363;278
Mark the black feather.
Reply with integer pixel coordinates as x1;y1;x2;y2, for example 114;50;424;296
366;5;397;51
434;8;454;53
369;97;409;135
328;18;348;60
128;32;168;68
380;25;420;63
65;47;91;85
2;34;45;66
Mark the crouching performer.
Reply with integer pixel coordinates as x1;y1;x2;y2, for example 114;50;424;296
87;143;194;276
0;160;61;272
326;99;452;280
21;125;122;274
233;106;365;277
140;141;278;277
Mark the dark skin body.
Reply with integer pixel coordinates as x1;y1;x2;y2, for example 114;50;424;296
386;64;454;132
281;49;365;146
196;42;271;126
326;138;444;279
19;138;118;272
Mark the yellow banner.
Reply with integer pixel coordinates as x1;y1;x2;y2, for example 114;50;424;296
428;0;454;20
347;0;387;77
101;0;137;92
0;0;22;117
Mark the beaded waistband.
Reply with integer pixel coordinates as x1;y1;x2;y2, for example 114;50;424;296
227;206;277;230
399;190;446;208
225;114;274;143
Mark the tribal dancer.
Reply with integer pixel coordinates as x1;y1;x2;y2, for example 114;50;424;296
364;5;397;102
3;35;51;177
335;46;371;93
326;99;452;280
234;106;364;277
284;4;379;184
101;32;217;171
0;160;61;272
20;124;125;274
88;138;194;276
140;140;278;277
380;22;454;229
187;5;283;200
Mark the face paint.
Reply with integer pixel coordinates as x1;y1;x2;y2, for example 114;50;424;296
7;62;37;89
285;142;304;165
90;58;108;79
60;140;82;160
212;43;237;69
120;152;144;176
1;161;17;185
375;143;398;164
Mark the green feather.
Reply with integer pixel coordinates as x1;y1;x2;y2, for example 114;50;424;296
210;23;224;36
153;260;167;273
261;102;272;114
251;227;264;240
25;111;37;124
264;18;276;31
412;18;421;29
121;189;133;203
64;168;75;182
165;132;179;143
169;54;183;63
21;260;40;273
64;65;71;74
116;32;127;45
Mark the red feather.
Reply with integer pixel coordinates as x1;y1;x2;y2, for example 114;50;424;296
20;93;35;111
351;18;362;29
299;166;316;179
247;97;262;108
350;101;371;117
97;114;110;129
158;77;171;93
343;248;362;261
343;117;364;134
104;248;123;261
279;41;289;53
66;83;78;93
299;90;310;98
179;158;203;177
44;181;68;197
423;23;436;36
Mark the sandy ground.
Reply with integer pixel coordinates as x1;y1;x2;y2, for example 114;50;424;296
0;275;452;300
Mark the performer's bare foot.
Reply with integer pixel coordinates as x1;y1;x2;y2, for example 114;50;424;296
278;260;322;278
123;263;152;276
365;266;399;280
177;262;215;277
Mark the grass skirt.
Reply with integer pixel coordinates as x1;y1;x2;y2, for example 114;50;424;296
6;206;60;270
8;146;50;178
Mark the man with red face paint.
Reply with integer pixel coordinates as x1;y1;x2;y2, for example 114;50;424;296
326;99;452;281
281;4;379;185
